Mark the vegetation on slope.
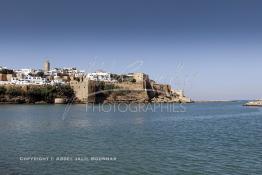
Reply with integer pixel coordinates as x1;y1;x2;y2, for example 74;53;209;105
0;85;74;103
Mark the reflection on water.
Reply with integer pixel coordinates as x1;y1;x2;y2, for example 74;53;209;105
0;102;262;175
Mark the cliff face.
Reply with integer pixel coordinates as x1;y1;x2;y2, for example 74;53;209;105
150;83;191;103
102;90;150;103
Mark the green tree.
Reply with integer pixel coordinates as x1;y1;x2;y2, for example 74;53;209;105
0;86;6;95
0;69;13;74
6;87;22;96
36;71;45;77
55;84;74;98
27;87;43;102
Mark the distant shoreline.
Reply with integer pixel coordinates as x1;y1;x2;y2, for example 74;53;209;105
194;100;245;103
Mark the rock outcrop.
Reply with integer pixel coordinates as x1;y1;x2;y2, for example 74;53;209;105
103;90;150;103
150;83;191;103
151;93;191;103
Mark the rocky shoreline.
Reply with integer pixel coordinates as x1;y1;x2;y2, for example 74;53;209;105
0;95;192;104
0;96;70;104
0;80;192;104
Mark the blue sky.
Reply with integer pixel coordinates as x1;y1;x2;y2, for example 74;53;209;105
0;0;262;100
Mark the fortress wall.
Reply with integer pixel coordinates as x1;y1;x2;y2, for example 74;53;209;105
70;79;96;103
115;82;145;91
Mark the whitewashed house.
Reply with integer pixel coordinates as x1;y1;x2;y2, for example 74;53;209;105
87;71;111;82
11;75;47;85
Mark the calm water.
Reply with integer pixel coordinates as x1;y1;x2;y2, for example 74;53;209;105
0;102;262;175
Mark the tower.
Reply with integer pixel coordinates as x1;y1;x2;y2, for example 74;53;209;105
43;60;50;72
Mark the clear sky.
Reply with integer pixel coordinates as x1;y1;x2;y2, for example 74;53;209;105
0;0;262;100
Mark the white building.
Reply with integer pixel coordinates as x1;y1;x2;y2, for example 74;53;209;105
47;68;62;76
87;71;111;82
63;67;85;77
50;79;66;85
11;75;47;85
15;69;35;76
46;67;85;78
25;76;47;85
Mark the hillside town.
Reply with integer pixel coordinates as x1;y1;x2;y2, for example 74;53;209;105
0;61;85;85
0;61;191;104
